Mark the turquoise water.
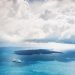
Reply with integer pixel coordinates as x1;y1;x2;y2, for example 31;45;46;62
0;47;75;75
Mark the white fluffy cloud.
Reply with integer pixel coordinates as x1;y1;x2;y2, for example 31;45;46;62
0;0;75;43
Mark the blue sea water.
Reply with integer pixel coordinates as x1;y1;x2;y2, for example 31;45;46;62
0;47;75;75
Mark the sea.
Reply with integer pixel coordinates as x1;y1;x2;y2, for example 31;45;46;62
0;47;75;75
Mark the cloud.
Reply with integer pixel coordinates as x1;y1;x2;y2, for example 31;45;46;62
0;0;75;43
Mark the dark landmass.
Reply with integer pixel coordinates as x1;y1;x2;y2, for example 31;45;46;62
14;49;62;55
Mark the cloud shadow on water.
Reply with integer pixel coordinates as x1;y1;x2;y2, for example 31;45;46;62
57;50;75;62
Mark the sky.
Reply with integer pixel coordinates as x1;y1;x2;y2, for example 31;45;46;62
0;0;75;46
